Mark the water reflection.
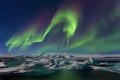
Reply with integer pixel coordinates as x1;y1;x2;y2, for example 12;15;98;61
0;70;120;80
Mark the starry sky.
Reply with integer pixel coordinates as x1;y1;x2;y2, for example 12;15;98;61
0;0;120;55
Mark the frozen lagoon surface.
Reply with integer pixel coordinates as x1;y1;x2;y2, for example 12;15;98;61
0;54;120;80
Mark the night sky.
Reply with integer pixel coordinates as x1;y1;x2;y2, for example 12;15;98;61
0;0;120;55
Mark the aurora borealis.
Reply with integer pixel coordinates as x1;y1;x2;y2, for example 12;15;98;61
0;0;120;54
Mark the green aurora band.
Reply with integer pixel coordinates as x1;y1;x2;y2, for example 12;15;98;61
47;9;79;39
5;1;120;53
67;25;97;50
6;8;80;51
109;0;120;21
6;25;37;51
80;30;120;52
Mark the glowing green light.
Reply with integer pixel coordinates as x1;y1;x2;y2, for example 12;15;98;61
6;25;37;51
43;9;79;39
6;9;80;51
